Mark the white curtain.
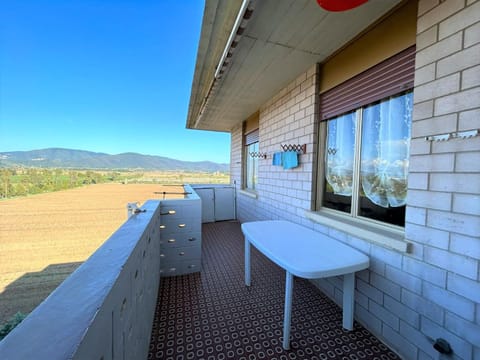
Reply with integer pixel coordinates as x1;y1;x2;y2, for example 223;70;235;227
360;92;413;208
325;112;356;196
246;142;258;189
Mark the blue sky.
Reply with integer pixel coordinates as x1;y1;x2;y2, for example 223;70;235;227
0;0;231;164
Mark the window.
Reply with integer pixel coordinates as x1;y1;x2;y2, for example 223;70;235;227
245;141;259;190
317;46;415;228
244;127;259;191
322;91;413;227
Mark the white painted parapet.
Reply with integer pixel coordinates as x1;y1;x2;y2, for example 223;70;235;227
0;200;162;360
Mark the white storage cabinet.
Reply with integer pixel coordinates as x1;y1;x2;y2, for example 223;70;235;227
159;185;202;276
193;185;235;223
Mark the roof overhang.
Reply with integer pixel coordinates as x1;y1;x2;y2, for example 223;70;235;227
186;0;403;132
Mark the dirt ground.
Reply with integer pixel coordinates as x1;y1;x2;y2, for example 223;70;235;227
0;183;184;324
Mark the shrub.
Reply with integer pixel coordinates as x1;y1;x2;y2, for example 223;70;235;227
0;312;28;341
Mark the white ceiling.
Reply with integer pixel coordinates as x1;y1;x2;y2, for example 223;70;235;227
187;0;403;132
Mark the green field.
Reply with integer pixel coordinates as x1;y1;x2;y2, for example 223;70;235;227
0;168;230;199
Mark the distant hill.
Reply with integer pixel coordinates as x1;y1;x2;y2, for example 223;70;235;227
0;148;229;172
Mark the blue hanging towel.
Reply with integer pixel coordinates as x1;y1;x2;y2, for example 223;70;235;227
272;152;283;166
283;151;298;169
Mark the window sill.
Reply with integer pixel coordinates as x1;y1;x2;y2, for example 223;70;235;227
239;189;258;199
304;210;410;253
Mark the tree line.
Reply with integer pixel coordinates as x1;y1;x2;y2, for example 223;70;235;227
0;168;140;199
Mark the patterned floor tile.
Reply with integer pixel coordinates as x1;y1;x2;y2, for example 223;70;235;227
149;221;400;360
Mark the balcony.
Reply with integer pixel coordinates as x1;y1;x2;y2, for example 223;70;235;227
0;185;400;359
149;220;400;360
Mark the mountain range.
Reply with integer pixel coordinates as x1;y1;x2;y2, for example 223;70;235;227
0;148;229;172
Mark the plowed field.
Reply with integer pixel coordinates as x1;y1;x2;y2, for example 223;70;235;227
0;183;184;324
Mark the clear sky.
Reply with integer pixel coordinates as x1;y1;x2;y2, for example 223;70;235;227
0;0;231;164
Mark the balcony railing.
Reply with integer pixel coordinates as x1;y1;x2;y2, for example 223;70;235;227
0;199;162;359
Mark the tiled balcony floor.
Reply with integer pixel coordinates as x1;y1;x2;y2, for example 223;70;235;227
148;221;400;360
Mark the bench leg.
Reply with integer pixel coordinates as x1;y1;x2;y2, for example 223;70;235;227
282;271;294;350
245;238;251;286
343;272;355;330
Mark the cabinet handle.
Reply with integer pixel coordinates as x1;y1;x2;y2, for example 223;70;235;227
159;225;166;229
188;237;196;242
168;239;176;243
178;224;186;228
179;252;185;256
188;264;196;269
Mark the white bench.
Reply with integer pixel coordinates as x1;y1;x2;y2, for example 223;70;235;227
242;220;370;350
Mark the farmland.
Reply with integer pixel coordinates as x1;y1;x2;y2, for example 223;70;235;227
0;168;230;199
0;182;196;324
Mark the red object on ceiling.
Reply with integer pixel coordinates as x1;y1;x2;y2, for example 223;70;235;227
317;0;368;12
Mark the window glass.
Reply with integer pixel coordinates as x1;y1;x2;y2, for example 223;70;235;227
245;142;258;190
323;112;356;213
359;92;412;225
321;91;413;227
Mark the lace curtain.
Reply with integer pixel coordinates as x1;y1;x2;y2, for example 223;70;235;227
324;92;413;208
325;112;356;196
361;92;412;208
246;142;259;190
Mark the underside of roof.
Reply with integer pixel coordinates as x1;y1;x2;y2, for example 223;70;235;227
186;0;403;132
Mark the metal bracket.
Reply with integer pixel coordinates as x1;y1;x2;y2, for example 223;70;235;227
425;129;479;142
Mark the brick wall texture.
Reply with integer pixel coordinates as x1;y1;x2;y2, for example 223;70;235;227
230;1;479;359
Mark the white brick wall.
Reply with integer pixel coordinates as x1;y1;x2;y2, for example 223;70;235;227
230;122;242;185
229;1;480;359
407;0;480;358
233;63;318;224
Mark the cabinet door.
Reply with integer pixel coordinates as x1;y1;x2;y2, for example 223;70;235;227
161;245;201;261
195;188;215;223
214;187;235;221
160;232;201;248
